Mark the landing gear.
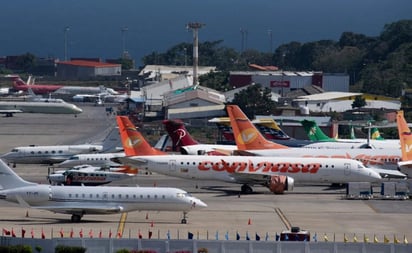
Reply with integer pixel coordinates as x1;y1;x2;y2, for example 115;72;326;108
181;212;188;224
241;184;253;194
71;214;82;222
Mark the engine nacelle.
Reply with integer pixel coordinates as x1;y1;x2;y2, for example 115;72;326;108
268;176;294;194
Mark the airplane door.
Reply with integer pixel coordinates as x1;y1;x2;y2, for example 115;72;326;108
169;160;176;172
102;192;108;201
344;163;351;176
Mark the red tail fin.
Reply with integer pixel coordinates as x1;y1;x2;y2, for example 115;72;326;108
116;116;166;156
7;75;26;88
163;119;199;151
396;111;412;161
226;105;289;150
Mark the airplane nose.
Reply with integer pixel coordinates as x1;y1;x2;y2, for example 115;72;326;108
192;198;207;208
366;169;382;182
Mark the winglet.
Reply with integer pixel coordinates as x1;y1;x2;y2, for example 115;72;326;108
396;111;412;161
116;116;166;156
226;105;288;150
163;119;199;151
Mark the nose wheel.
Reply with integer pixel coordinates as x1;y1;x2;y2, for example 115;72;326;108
71;214;82;222
181;211;188;224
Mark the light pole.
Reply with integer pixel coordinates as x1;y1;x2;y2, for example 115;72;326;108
240;28;248;53
121;27;129;57
186;22;204;87
64;26;70;61
268;29;273;53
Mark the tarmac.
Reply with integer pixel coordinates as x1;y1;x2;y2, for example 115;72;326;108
0;104;411;243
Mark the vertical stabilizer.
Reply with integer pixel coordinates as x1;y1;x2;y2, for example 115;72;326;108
163;119;199;151
300;120;336;142
116;116;166;156
101;127;122;152
371;128;384;140
0;160;35;190
226;105;288;150
396;111;412;161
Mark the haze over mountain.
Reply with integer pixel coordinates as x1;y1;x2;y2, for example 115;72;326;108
1;0;411;66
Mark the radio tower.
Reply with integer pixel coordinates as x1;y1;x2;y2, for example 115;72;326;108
186;22;204;87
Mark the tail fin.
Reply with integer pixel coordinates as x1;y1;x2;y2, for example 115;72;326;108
300;120;336;142
162;119;199;151
253;118;290;140
116;116;166;156
11;76;27;87
0;159;35;190
101;127;122;153
396;111;412;161
226;105;289;150
371;127;384;140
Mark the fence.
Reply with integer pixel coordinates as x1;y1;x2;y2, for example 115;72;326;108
1;236;411;253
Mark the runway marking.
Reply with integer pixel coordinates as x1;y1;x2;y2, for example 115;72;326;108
117;212;128;238
275;208;291;230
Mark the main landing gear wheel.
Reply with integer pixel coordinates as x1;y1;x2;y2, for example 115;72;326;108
71;214;82;222
241;184;253;194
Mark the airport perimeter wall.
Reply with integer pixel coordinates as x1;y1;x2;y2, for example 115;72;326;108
1;236;411;253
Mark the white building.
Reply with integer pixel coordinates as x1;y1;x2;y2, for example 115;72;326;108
293;92;401;113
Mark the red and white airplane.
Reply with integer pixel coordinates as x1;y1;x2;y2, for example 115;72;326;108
116;116;382;194
6;75;118;96
225;105;406;179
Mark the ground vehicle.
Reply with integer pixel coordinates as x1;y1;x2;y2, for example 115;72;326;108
280;227;310;241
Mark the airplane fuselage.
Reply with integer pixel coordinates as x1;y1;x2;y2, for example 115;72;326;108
0;185;205;214
0;101;82;114
122;155;381;184
1;144;103;165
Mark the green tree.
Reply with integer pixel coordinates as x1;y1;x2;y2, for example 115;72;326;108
15;53;36;72
351;95;366;109
231;83;276;118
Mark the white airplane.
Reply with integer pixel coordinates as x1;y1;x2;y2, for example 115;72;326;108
301;119;400;149
116;116;382;194
56;152;125;168
0;100;82;116
225;105;406;179
0;159;206;223
1;126;122;167
47;164;135;186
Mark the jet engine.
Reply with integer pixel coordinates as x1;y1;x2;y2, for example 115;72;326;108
267;176;294;194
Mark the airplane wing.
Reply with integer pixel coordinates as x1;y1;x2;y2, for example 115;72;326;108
0;109;23;116
116;156;148;167
15;195;123;214
372;167;407;179
231;172;271;185
39;205;123;215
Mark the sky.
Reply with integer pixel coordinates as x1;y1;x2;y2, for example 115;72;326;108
0;0;411;66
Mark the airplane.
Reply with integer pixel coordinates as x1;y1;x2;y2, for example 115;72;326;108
225;105;406;179
116;116;382;194
47;164;135;186
301;119;400;149
0;100;83;116
162;119;237;155
395;111;412;177
56;152;126;168
0;159;206;223
6;75;119;96
209;117;325;148
1;126;122;167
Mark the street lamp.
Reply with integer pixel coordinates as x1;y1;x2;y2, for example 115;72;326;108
121;27;129;57
64;26;70;61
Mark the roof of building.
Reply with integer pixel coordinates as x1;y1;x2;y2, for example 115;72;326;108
57;60;121;68
294;91;363;101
